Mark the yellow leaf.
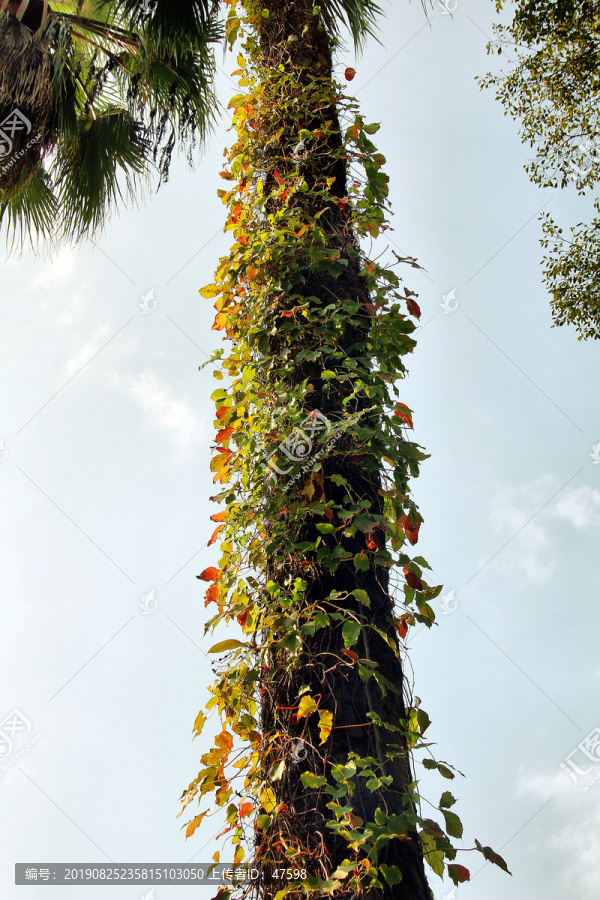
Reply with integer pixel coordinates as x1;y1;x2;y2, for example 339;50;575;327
193;710;207;738
199;284;223;299
298;695;318;719
260;787;277;813
318;709;333;744
237;53;246;69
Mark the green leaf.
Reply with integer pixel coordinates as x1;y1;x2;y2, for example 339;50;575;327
316;523;335;533
380;864;402;885
301;772;327;789
256;814;272;831
442;809;463;839
419;830;445;878
475;840;512;874
364;123;381;134
342;619;361;648
439;791;457;809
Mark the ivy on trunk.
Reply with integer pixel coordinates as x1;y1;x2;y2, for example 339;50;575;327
181;1;509;897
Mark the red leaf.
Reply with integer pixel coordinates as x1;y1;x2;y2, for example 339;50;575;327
394;403;414;428
216;405;229;421
345;67;356;81
394;618;409;640
216;426;234;444
406;297;421;319
197;567;220;582
403;569;423;591
342;648;359;662
448;864;470;885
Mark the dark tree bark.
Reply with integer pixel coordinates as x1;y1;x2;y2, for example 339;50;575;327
251;3;434;897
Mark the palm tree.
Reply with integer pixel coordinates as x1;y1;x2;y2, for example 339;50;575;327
0;0;219;244
2;1;508;897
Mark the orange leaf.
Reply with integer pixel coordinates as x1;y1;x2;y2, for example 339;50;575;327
345;67;356;81
236;234;248;246
210;510;227;523
208;524;224;546
185;811;207;838
204;583;219;607
216;405;229;421
342;648;359;662
239;801;253;818
406;297;421;319
197;567;220;582
399;515;421;546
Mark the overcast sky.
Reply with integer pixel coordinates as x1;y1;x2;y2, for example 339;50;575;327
1;1;599;899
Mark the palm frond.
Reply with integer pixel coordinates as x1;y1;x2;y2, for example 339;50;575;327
53;105;149;238
0;163;58;251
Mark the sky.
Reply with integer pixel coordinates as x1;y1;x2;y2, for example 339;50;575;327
1;1;599;899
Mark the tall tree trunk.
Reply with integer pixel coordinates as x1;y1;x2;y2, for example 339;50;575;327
247;2;433;897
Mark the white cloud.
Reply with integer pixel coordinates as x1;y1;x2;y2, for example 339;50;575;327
517;764;600;895
29;248;90;323
489;476;555;581
487;477;600;581
552;486;600;529
116;370;205;460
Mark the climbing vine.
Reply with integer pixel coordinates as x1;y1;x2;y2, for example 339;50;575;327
179;1;509;896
